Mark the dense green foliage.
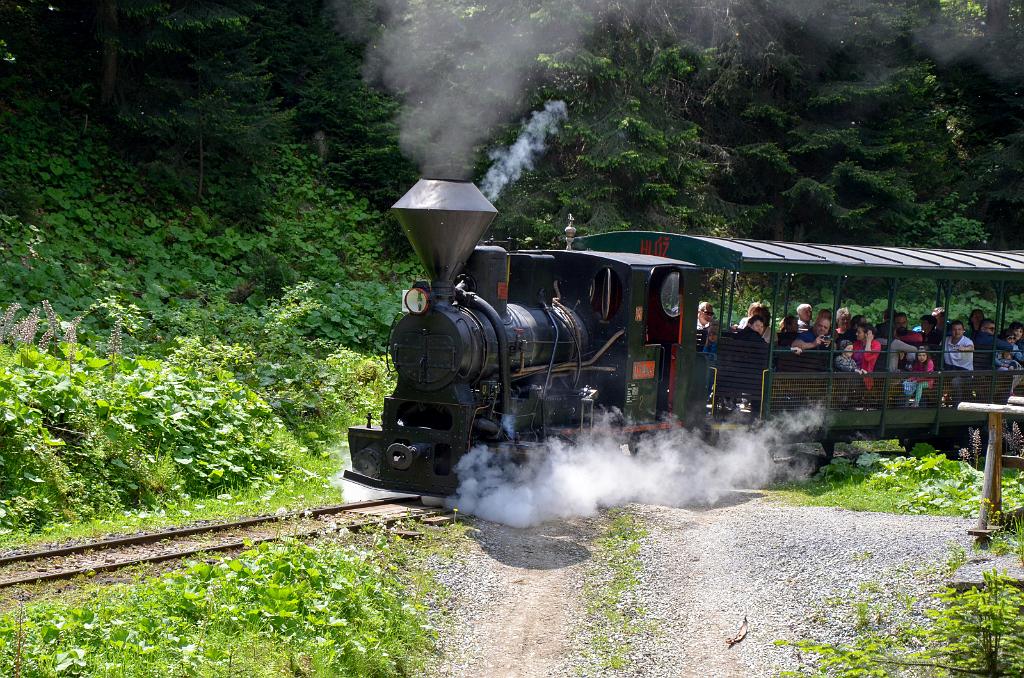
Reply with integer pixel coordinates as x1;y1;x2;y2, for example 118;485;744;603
0;539;432;676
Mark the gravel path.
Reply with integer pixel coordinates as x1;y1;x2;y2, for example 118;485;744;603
624;494;972;677
427;495;973;677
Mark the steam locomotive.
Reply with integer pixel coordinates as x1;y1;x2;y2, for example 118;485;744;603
344;178;706;496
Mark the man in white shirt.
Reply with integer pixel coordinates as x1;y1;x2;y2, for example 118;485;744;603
796;304;812;331
944;320;974;370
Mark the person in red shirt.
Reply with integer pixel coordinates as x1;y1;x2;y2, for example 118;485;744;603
853;323;881;390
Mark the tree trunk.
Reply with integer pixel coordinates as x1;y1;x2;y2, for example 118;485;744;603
97;0;119;105
987;0;1010;35
197;130;205;199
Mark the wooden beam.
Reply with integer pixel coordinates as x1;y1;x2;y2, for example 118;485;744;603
957;402;1024;415
1003;456;1024;471
968;527;1000;538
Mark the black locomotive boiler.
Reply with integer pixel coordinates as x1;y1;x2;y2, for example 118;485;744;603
345;179;706;496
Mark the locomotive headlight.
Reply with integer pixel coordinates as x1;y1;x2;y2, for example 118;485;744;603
404;287;430;315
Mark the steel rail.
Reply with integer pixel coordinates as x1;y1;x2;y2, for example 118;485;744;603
0;501;444;594
0;497;417;568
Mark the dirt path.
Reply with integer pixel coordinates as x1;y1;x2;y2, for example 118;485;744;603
430;517;598;677
429;497;973;677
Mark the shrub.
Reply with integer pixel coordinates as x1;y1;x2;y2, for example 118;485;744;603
0;343;285;530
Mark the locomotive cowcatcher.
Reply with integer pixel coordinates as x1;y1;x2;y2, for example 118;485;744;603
344;179;705;496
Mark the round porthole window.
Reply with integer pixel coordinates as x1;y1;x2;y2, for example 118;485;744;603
660;271;680;318
590;267;623;321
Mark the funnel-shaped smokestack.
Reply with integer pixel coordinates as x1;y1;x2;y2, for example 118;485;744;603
392;179;497;284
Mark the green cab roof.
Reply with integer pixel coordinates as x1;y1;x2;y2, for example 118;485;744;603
574;231;1024;281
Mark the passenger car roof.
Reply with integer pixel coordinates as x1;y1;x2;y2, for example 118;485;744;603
574;231;1024;281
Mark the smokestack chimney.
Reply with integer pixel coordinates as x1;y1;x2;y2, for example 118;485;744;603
392;179;497;285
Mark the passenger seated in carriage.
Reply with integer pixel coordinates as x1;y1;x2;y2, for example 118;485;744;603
834;341;858;373
1005;322;1024;363
968;308;985;339
790;317;832;353
996;350;1022;371
736;303;771;341
852;323;881;380
835;307;851;339
736;315;767;343
697;301;714;330
796;303;812;331
777;315;798;347
884;312;926;371
877;311;909;342
943;320;974;371
902;351;934;407
973;319;1015;362
919;315;942;348
840;315;864;343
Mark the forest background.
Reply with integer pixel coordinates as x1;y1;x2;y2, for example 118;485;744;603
1;0;1024;533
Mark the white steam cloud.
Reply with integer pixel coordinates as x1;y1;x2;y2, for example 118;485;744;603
449;412;823;528
479;101;568;201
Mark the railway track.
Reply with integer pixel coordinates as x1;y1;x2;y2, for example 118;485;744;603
0;496;451;590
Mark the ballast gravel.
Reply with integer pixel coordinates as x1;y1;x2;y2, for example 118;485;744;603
425;496;973;677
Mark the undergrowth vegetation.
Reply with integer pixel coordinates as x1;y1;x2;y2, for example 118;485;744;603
775;448;1024;518
0;297;394;535
0;100;412;352
0;342;282;530
0;538;434;677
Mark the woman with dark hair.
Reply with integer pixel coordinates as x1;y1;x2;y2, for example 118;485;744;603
777;314;798;347
968;308;985;338
738;302;771;341
853;323;881;390
1006;321;1024;363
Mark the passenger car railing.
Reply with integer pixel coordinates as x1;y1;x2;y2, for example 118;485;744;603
764;344;1020;414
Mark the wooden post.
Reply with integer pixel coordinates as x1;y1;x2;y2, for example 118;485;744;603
978;412;1003;534
993;413;1003;516
957;401;1024;543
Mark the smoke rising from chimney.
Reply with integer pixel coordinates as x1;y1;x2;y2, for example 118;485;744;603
332;1;639;178
480;100;568;201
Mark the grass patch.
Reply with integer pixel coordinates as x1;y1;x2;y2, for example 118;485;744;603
771;475;928;514
0;535;438;677
583;509;649;672
771;451;1024;517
